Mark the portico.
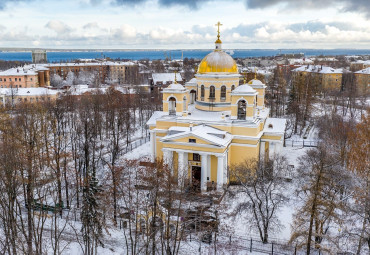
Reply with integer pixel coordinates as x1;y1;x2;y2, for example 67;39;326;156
162;147;228;192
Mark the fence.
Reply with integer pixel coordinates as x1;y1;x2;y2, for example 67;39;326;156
285;139;318;148
187;233;323;255
122;136;150;154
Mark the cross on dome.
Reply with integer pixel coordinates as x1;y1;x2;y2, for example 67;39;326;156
215;21;222;41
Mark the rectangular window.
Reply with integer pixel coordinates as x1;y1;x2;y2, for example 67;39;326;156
9;78;11;81
15;78;17;81
4;78;6;81
193;153;200;161
189;138;196;143
0;78;2;81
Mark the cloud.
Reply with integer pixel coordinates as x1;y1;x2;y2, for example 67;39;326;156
112;0;232;9
45;20;72;35
113;0;370;18
0;0;32;9
83;22;100;30
245;0;370;18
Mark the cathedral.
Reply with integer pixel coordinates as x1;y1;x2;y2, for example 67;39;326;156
147;23;286;192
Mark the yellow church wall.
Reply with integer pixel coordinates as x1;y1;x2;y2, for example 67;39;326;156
175;136;211;145
195;103;230;112
261;135;283;140
231;95;255;105
163;143;226;154
156;139;164;159
163;102;169;112
231;139;259;145
229;144;259;164
246;106;254;117
156;120;177;130
228;143;260;181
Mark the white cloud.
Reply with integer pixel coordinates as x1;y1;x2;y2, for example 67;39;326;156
45;20;72;35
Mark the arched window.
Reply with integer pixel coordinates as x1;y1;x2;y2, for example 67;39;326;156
168;97;176;115
190;90;196;104
201;85;205;101
209;86;215;99
231;85;235;91
237;100;247;120
220;86;226;101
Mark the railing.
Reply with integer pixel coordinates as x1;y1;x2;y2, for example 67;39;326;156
121;136;150;154
186;233;324;255
285;139;318;148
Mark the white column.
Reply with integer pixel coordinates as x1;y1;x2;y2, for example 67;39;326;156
178;152;187;185
223;152;228;184
217;155;224;190
207;155;211;182
163;149;173;175
260;141;265;161
150;131;156;162
201;154;208;192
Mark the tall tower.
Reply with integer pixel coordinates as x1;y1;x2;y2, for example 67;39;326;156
32;49;47;64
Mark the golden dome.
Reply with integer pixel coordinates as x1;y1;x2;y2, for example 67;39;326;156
198;50;238;74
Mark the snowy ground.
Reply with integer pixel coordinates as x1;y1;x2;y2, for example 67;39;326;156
14;144;311;255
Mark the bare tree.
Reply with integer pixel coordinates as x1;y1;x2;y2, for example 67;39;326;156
230;156;289;243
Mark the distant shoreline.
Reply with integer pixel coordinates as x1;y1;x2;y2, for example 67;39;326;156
1;48;369;53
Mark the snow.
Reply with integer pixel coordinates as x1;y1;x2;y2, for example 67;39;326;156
248;79;264;86
161;124;232;147
231;84;257;94
292;65;342;74
355;67;370;74
0;87;61;96
0;67;38;76
146;111;167;126
152;73;183;84
263;118;287;135
164;82;186;91
123;142;151;160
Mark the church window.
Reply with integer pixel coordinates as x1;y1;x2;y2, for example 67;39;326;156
237;100;247;120
201;85;205;101
220;86;226;101
209;86;215;99
193;153;200;161
189;138;196;143
168;97;176;115
231;85;235;91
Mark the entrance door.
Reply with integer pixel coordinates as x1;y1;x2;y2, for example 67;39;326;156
192;166;201;192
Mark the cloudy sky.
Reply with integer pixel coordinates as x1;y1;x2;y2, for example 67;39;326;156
0;0;369;49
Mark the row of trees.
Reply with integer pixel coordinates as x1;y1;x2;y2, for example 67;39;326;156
0;87;163;254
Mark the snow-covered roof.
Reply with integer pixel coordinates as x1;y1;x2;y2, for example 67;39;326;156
355;67;370;74
248;79;264;86
0;88;60;96
47;61;136;67
292;65;342;74
147;111;167;126
351;60;370;65
67;85;108;95
161;124;232;147
232;84;257;95
185;78;197;85
152;73;183;84
288;58;314;65
0;68;38;76
263;118;286;135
